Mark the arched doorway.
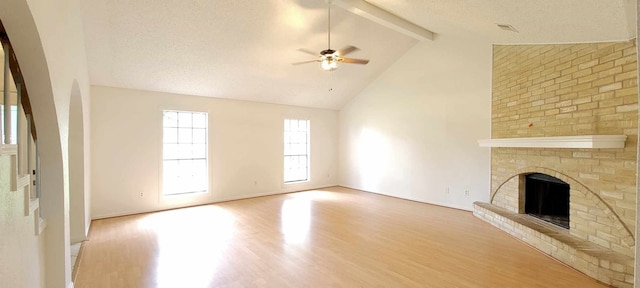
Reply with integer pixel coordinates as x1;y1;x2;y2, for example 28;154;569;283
0;1;74;287
69;80;88;243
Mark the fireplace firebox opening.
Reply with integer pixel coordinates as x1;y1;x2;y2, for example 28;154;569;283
524;173;570;229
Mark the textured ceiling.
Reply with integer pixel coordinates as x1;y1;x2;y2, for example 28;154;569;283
81;0;636;110
367;0;636;43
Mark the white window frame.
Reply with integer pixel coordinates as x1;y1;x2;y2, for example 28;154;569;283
161;109;209;196
283;118;310;184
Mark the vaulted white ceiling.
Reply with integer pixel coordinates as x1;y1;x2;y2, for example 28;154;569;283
80;0;636;110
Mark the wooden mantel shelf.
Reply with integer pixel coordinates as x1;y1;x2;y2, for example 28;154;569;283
478;135;627;149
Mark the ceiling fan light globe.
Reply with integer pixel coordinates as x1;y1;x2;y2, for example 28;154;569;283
321;59;338;71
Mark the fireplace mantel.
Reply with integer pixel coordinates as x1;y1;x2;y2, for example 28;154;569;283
478;135;627;149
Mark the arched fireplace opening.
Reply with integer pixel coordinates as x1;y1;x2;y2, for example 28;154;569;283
524;173;570;229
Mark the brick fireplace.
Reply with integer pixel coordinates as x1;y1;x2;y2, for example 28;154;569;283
474;41;637;288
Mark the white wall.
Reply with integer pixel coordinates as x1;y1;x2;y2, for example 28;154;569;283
91;86;338;218
0;0;91;287
0;159;45;288
338;33;492;211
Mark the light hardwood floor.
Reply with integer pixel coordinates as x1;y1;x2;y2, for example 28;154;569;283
75;187;611;287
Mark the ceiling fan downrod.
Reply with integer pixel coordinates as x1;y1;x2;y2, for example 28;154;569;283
290;0;369;70
327;0;331;50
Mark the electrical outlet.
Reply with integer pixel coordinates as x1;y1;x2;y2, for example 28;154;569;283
464;190;470;197
139;192;144;198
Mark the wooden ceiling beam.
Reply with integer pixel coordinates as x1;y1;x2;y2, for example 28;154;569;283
333;0;435;41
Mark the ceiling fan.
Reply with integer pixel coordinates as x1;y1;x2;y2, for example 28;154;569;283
293;0;370;71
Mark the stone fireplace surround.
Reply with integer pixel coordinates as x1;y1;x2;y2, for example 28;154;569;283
474;41;638;288
486;165;635;255
474;166;634;287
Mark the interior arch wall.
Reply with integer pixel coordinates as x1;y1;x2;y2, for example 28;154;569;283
0;0;91;287
69;79;88;243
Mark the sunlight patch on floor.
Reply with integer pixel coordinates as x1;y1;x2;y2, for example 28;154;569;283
138;206;236;288
281;198;311;244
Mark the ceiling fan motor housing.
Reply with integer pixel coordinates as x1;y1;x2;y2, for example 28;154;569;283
320;49;337;55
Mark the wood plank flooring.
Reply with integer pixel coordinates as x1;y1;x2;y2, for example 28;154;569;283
75;187;611;287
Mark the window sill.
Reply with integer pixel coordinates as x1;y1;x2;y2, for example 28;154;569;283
284;180;309;185
161;190;209;199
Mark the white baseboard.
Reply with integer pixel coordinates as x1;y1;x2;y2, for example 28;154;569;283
67;282;74;288
337;184;473;212
70;236;86;244
92;184;339;220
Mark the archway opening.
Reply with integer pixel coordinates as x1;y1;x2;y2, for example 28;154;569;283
69;80;87;244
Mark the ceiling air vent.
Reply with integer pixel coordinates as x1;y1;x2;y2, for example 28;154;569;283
497;24;518;33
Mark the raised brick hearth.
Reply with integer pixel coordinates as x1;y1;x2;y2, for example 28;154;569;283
474;202;633;287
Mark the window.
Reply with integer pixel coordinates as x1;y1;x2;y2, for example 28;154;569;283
284;119;309;183
162;110;208;196
0;105;17;144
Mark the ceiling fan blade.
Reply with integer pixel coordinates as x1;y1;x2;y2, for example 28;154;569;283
297;48;319;56
341;57;369;65
292;60;319;66
339;46;359;56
